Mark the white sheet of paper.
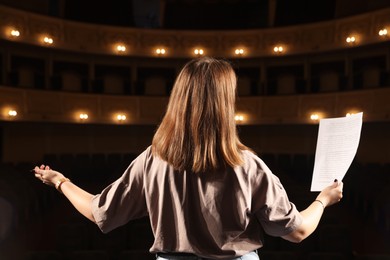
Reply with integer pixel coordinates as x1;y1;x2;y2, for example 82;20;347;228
310;112;363;192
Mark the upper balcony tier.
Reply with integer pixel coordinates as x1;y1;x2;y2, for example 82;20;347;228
1;5;390;58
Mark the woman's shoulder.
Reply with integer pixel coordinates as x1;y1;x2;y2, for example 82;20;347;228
139;145;172;169
240;149;274;176
125;146;155;169
241;149;265;166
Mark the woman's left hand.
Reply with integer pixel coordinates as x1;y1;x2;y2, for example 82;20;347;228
32;165;65;187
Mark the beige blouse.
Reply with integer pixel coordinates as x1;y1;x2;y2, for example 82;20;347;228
91;146;302;259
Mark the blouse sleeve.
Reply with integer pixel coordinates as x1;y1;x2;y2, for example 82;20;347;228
253;160;303;237
91;149;149;233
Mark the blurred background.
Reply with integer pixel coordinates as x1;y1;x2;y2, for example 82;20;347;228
0;0;389;259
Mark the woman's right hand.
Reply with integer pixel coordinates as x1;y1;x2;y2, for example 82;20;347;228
316;180;343;207
32;165;65;187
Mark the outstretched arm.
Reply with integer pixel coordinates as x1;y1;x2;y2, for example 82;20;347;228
33;165;96;223
282;180;343;243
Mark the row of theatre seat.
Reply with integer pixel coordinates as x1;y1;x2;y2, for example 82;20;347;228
1;152;389;260
15;207;390;260
21;250;390;260
14;209;389;259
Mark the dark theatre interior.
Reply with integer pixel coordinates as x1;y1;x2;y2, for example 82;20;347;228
0;0;390;259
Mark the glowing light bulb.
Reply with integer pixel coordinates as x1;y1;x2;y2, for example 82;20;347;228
346;112;359;117
156;48;166;55
116;45;126;52
79;113;88;120
10;29;20;37
310;114;319;121
235;115;244;122
379;29;388;37
273;46;283;53
43;36;53;44
8;110;17;117
194;49;204;55
346;36;356;43
235;49;244;55
116;114;126;121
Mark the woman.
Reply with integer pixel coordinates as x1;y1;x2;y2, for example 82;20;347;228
33;57;343;260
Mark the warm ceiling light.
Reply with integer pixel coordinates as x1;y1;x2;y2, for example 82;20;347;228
346;36;356;43
310;114;320;121
79;113;88;120
43;36;53;44
10;29;20;37
116;114;126;121
116;45;126;52
273;46;284;53
235;48;244;55
194;49;204;55
156;48;166;55
8;110;17;117
379;28;388;37
346;111;361;117
235;115;244;122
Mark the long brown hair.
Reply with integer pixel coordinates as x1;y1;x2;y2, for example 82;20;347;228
152;57;249;173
